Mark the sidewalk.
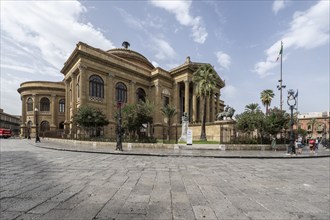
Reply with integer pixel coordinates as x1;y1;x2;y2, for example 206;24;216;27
29;138;330;159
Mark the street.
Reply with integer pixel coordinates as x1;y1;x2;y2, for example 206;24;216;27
1;139;329;220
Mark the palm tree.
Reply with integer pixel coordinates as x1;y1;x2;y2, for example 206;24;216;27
260;89;275;115
161;105;177;141
193;64;218;141
245;103;260;113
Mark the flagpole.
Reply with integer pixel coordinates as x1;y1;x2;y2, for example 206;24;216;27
280;41;283;111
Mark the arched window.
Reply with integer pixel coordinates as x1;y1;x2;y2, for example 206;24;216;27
136;88;146;102
89;75;104;98
59;99;65;113
40;97;50;112
27;97;33;111
40;121;50;132
116;82;127;103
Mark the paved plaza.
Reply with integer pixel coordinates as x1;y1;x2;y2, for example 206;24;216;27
1;139;329;220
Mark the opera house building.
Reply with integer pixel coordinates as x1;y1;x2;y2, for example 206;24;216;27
18;42;228;140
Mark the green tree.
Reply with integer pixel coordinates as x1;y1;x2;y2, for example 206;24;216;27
73;105;109;137
236;103;265;142
264;107;290;136
161;104;177;141
260;89;275;115
193;64;218;141
121;100;154;140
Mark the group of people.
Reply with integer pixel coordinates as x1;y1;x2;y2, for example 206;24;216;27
270;136;321;154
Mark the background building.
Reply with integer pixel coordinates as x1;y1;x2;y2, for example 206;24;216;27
298;111;330;139
0;108;20;136
17;81;65;138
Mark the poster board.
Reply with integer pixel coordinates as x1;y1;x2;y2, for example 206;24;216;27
187;129;193;145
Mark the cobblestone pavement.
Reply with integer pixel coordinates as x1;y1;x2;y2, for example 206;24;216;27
1;139;329;220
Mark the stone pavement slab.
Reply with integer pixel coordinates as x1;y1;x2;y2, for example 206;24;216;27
0;139;329;220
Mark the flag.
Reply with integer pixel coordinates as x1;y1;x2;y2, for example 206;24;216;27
276;41;283;62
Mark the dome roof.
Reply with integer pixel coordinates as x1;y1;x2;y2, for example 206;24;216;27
107;48;154;70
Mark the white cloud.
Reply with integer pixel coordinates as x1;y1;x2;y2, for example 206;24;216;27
152;38;176;61
1;1;114;114
1;1;114;69
150;0;208;44
151;61;159;67
215;51;231;70
222;85;237;99
254;1;329;77
272;0;288;14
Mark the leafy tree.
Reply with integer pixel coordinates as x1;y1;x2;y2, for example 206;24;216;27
236;103;265;142
260;89;275;115
161;104;177;141
193;64;218;141
121;100;154;140
264;107;290;136
73;105;109;137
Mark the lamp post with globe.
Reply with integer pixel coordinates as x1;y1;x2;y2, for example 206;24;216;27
35;108;41;143
287;89;297;154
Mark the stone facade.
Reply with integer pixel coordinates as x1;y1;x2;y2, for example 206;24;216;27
17;81;65;138
60;42;226;139
0;108;20;135
297;111;330;139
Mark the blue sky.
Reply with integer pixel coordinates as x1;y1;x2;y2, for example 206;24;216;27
1;0;329;116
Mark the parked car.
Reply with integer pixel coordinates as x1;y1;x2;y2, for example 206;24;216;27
0;128;12;138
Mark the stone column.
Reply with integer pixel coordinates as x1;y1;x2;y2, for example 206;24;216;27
64;80;70;134
107;73;115;122
154;82;161;124
72;74;77;110
184;80;189;118
107;73;115;138
21;96;26;125
32;94;37;138
78;64;88;105
173;82;180;123
192;88;197;122
21;96;27;137
130;80;136;104
51;94;57;129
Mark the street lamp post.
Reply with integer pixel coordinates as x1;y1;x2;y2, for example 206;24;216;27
287;89;297;154
116;102;123;151
35;108;41;143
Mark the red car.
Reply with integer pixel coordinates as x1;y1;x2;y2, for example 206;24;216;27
0;128;12;138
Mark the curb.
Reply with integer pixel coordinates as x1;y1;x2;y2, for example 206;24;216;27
30;142;330;159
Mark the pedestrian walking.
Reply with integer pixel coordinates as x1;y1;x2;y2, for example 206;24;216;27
297;136;303;154
309;138;315;153
271;137;277;152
